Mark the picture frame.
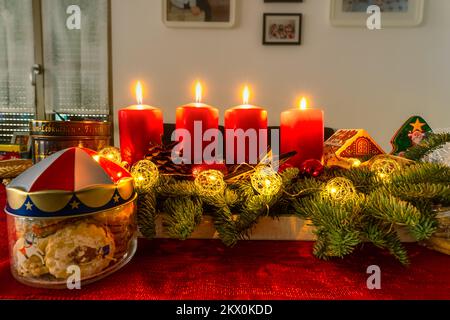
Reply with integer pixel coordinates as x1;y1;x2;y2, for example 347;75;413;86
330;0;424;27
263;13;302;46
163;0;236;28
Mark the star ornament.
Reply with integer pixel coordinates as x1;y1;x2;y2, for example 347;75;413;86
25;201;33;211
113;194;120;203
70;200;80;209
410;118;426;132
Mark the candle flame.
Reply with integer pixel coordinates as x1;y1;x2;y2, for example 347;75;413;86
243;86;250;105
195;81;202;104
299;97;307;110
136;81;143;105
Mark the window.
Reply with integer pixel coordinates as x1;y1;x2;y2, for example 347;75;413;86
0;0;111;144
0;0;35;143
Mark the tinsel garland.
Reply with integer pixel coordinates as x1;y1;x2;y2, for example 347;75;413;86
133;133;450;265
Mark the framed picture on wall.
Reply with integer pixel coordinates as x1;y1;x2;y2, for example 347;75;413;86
163;0;236;28
330;0;424;27
263;13;302;45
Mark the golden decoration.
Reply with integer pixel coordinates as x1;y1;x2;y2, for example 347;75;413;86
99;147;122;165
0;159;32;179
251;166;282;196
370;156;402;181
130;160;159;193
323;177;357;202
410;119;426;132
194;170;226;197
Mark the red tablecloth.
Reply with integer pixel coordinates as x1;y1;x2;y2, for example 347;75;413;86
0;185;449;300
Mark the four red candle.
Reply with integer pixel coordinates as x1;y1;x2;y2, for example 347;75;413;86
225;86;268;164
280;98;324;169
119;81;325;168
119;82;163;166
175;82;219;164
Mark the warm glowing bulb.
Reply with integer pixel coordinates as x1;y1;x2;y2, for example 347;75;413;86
93;155;100;162
299;97;307;110
195;81;202;103
243;86;250;105
136;81;143;105
352;159;362;167
117;172;122;178
330;187;337;194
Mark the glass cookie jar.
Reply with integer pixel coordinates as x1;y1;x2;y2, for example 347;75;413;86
5;147;138;288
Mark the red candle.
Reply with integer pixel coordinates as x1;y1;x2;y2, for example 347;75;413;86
280;98;324;169
119;82;163;166
175;82;219;164
224;86;268;164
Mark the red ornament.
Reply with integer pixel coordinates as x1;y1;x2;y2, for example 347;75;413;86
301;159;324;178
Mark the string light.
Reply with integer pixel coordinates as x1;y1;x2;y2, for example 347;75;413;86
130;160;159;193
98;147;122;165
194;170;226;196
251;166;282;196
370;156;401;182
323;177;356;202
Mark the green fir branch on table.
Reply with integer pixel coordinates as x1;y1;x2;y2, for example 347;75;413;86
333;167;380;194
135;136;450;264
137;193;158;239
365;193;436;241
362;222;409;265
156;180;198;198
163;197;203;240
390;162;450;186
386;183;450;204
404;132;450;161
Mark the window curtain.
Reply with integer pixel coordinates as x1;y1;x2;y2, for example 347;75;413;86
42;0;109;115
0;0;35;113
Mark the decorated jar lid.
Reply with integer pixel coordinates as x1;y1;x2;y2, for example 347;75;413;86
5;147;135;218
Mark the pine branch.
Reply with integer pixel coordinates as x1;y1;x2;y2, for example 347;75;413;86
404;132;450;161
410;216;438;241
214;206;240;247
329;167;379;194
137;193;157;239
163;197;203;240
156;181;198;198
391;163;450;186
365;193;436;241
386;183;450;204
362;222;409;265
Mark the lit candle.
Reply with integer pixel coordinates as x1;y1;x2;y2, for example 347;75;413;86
175;81;219;164
119;82;164;166
280;97;324;169
225;86;268;164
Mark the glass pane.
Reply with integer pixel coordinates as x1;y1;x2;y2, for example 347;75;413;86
42;0;109;116
0;0;35;113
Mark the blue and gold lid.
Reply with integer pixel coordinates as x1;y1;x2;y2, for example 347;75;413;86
5;147;135;218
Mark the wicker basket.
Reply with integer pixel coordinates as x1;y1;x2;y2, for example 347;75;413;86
0;159;33;180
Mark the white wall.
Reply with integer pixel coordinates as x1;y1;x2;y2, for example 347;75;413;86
111;0;450;151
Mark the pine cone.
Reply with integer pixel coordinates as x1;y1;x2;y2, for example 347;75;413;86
145;143;192;175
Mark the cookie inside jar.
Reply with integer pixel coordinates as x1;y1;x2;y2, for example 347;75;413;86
5;148;138;289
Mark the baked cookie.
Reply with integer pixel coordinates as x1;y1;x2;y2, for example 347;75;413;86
15;217;80;239
14;235;49;277
45;222;115;279
94;204;136;259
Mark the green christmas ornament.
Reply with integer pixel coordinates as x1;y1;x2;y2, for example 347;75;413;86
391;116;433;156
